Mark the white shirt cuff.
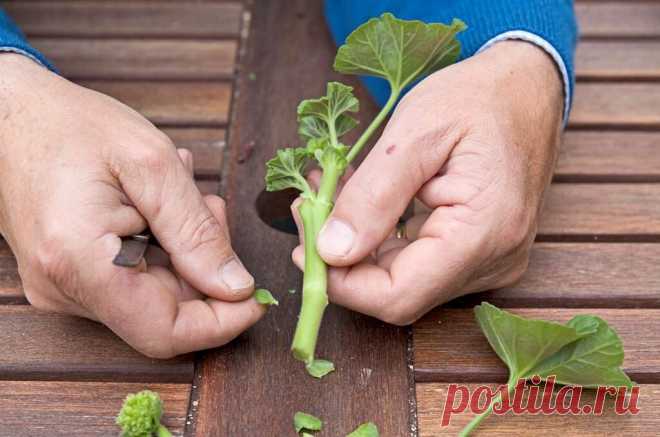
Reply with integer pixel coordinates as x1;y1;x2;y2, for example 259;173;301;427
476;30;571;127
0;46;47;68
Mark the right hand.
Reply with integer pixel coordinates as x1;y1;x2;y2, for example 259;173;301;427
0;54;265;358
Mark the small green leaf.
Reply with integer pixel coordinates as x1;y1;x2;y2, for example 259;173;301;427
254;288;278;306
334;13;466;92
315;145;348;172
347;422;379;437
294;412;323;434
298;81;359;145
265;148;312;195
306;359;335;379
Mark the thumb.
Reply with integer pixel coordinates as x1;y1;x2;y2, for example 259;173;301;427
316;129;449;266
117;142;254;301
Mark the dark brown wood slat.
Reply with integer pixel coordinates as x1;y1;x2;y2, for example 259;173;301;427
0;381;190;437
576;2;660;38
413;308;660;382
81;81;231;126
193;1;412;435
570;83;660;128
0;305;194;382
539;184;660;236
3;1;242;38
576;41;660;80
462;243;660;308
557;131;660;180
31;39;237;80
417;382;654;436
0;239;21;304
162;128;226;177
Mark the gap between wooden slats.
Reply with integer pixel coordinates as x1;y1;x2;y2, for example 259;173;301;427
0;381;190;437
417;382;658;437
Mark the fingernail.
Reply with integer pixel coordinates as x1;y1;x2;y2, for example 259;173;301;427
220;258;254;291
318;218;355;257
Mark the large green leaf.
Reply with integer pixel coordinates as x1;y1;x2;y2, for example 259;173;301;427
529;315;633;388
334;13;466;91
474;303;597;378
297;81;358;145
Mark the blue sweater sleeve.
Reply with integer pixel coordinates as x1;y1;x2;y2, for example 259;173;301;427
0;8;55;70
325;0;577;119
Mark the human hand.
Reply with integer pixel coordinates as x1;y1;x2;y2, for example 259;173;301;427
0;54;265;358
292;41;563;325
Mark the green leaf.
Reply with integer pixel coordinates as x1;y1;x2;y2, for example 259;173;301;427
297;81;359;145
314;145;348;172
334;13;466;92
347;422;379;437
254;288;278;306
265;148;312;195
294;412;323;434
474;302;595;379
305;359;335;379
529;315;633;388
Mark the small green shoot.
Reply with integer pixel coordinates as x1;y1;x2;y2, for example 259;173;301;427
265;12;465;375
116;390;172;437
347;422;379;437
460;302;633;436
294;411;323;435
254;288;279;306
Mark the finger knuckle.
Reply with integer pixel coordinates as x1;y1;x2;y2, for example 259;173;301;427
32;230;76;288
500;209;535;252
135;339;175;359
182;211;226;253
379;292;421;326
133;143;173;176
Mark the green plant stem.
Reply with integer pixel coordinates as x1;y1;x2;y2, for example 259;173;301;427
346;88;399;164
291;160;343;363
157;424;173;437
459;377;517;437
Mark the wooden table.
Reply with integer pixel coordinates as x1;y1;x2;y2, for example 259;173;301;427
0;1;659;435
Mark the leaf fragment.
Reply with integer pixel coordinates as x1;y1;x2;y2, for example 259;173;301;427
294;412;323;434
305;359;335;379
347;422;379;437
254;288;279;306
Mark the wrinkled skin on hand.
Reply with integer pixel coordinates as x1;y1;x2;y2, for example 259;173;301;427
292;41;563;325
0;54;265;358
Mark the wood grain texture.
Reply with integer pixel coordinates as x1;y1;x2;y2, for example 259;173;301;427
81;81;231;126
539;184;660;237
576;2;660;38
570;83;660;128
417;382;654;436
0;306;194;382
576;41;660;80
0;240;21;304
32;39;238;80
163;128;226;178
0;381;190;437
414;308;660;382
461;243;660;308
3;1;243;38
193;1;412;436
557;131;660;180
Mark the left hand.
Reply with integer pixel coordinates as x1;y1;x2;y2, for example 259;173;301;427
292;41;563;325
